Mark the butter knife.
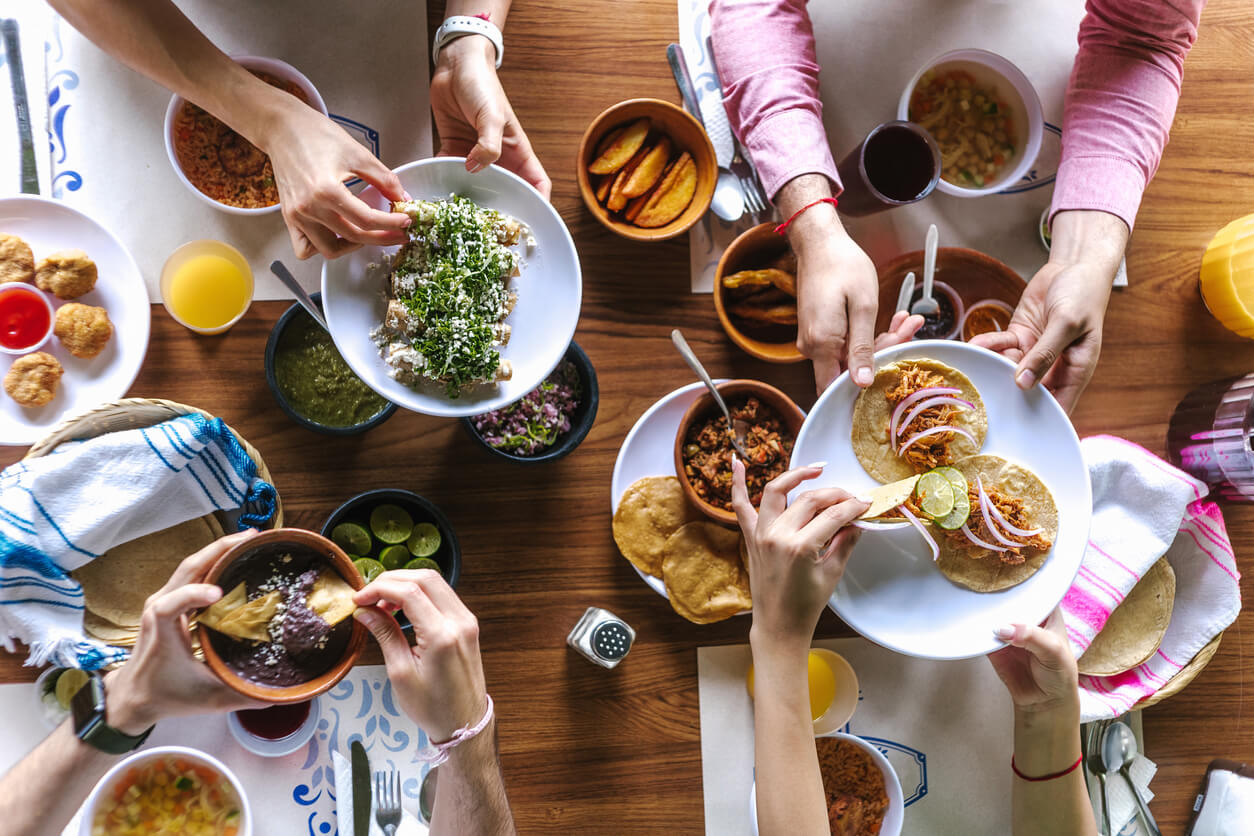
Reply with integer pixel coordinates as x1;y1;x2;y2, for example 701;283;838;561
1;19;38;195
350;740;372;836
690;38;734;169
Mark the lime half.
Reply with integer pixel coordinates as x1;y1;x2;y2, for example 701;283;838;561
379;544;411;571
54;669;89;710
932;467;971;530
404;557;441;573
915;471;955;520
331;522;372;556
370;504;414;545
407;522;442;558
353;557;386;583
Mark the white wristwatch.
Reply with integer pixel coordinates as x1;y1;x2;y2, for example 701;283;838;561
432;15;504;69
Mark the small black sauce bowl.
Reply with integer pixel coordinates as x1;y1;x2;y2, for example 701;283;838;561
320;488;461;591
264;292;397;436
460;340;599;463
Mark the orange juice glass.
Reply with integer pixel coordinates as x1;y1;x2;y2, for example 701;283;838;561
160;240;254;335
1200;213;1254;338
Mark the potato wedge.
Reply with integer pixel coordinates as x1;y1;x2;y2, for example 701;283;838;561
594;175;612;204
607;144;653;211
622;136;672;198
624;193;650;223
594;126;626;157
589;118;650;175
729;302;798;325
722;268;796;297
634;152;697;228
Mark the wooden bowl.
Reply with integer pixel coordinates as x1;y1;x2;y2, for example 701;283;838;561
577;98;716;242
876;247;1025;336
713;223;805;363
673;380;806;525
199;528;367;705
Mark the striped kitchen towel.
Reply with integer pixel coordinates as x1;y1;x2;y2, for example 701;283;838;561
1064;435;1242;722
0;413;276;670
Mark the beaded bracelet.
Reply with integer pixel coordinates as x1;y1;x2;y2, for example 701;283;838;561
1011;754;1083;782
416;694;495;766
774;197;839;236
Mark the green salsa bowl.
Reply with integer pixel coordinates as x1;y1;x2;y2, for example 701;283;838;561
265;293;397;435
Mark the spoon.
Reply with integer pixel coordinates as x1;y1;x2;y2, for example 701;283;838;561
1084;720;1112;836
670;328;750;458
1101;721;1161;836
269;260;328;331
910;224;940;317
895;271;917;315
418;766;438;823
711;170;746;223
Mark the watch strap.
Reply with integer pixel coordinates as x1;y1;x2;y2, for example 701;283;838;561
72;675;154;755
432;15;504;69
81;715;154;755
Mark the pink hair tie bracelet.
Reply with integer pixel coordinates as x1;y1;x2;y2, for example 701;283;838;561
415;694;495;766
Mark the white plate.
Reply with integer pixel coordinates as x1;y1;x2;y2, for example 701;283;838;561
790;340;1090;660
0;197;150;446
321;158;582;418
610;381;723;601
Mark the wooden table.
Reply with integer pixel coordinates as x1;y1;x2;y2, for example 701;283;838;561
4;0;1254;832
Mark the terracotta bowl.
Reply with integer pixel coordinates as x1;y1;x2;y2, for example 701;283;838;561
713;222;805;363
199;528;367;705
576;98;716;242
673;380;806;526
875;246;1026;336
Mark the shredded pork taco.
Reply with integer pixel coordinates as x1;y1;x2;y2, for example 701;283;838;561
852;359;988;483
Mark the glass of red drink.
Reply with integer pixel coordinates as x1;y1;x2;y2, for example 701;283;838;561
835;121;941;217
228;698;320;757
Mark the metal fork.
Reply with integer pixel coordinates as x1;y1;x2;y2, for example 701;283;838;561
374;770;402;836
731;145;767;217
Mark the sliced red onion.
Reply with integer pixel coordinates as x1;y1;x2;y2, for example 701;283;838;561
895;396;976;444
897;424;977;456
976;476;1044;539
975;477;1032;548
852;519;911;531
899;505;940;562
889;386;961;447
959;522;1009;552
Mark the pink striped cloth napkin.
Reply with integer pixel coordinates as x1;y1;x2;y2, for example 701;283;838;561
1063;435;1243;722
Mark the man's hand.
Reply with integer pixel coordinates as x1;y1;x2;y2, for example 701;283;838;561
971;210;1127;412
353;570;488;741
103;530;266;734
431;36;550;199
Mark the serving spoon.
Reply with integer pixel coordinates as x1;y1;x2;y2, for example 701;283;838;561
269;259;328;332
670;328;750;459
1101;721;1161;836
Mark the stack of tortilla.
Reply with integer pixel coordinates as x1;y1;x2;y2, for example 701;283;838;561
73;516;223;647
1077;557;1176;676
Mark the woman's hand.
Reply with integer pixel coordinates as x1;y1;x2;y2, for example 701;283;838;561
988;608;1080;715
261;98;412;260
732;462;869;651
430;36;550;199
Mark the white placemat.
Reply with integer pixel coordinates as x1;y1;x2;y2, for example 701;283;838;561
43;0;432;301
0;1;53;196
678;0;1087;293
0;665;430;835
698;636;1014;836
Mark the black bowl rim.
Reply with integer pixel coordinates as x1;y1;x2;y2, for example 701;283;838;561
264;293;398;436
319;488;462;589
459;340;599;463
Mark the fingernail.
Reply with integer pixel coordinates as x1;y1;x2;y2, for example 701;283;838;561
731;453;739;466
855;367;874;385
994;624;1016;640
402;217;413;228
466;160;483;173
1016;369;1036;388
402;190;413;201
855;493;872;504
806;461;827;470
353;608;378;628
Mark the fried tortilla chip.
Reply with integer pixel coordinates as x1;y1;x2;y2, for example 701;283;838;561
613;476;702;578
307;570;358;627
661;522;751;624
1078;558;1175;676
199;583;281;642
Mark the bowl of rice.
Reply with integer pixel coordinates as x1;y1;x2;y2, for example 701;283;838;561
461;340;598;463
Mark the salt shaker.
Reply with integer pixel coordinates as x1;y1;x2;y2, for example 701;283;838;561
567;607;635;669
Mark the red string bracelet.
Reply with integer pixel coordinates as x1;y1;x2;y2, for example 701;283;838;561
775;197;838;236
1011;754;1083;782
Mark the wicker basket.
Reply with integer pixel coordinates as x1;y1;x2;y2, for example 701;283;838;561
24;397;283;531
1137;632;1223;710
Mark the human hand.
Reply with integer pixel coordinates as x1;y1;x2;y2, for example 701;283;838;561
988;608;1079;715
103;530;267;734
732;462;869;651
430;36;550;199
353;570;487;741
261;99;411;260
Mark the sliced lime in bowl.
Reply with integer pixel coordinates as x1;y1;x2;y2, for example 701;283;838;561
370;504;414;545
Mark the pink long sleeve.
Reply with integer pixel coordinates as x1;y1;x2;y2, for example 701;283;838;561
1052;0;1205;230
709;0;840;201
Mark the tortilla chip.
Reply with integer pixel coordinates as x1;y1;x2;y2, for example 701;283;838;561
851;359;987;483
613;476;702;578
936;455;1058;592
661;522;751;624
199;583;280;642
307;570;357;626
1078;558;1175;676
72;516;223;627
857;475;920;520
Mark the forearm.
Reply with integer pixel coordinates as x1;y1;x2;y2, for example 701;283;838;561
1011;706;1097;836
430;721;516;836
443;0;512;28
749;635;828;836
0;721;120;835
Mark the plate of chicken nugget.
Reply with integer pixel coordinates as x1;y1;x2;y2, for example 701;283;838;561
0;196;149;445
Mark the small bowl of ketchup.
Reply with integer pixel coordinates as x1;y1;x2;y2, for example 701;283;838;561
0;284;55;355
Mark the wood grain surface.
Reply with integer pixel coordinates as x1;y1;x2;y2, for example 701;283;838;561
3;0;1254;832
